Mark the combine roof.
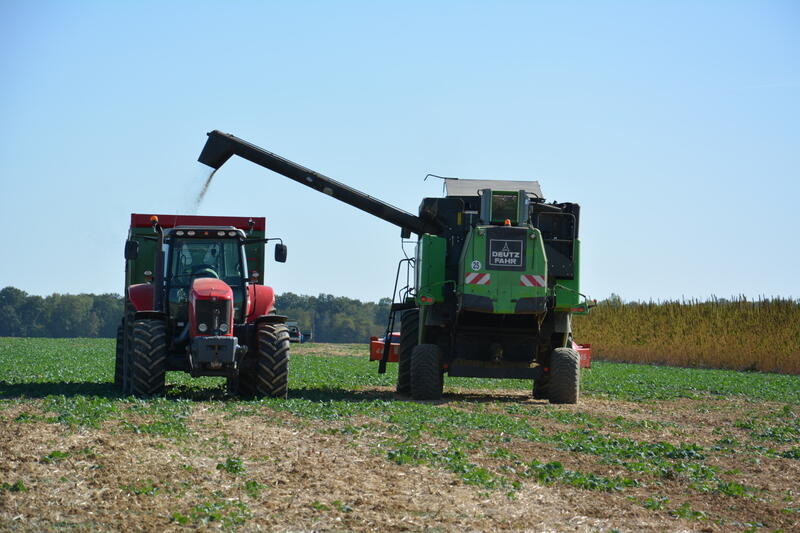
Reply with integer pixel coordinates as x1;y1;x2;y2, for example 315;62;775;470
444;178;543;198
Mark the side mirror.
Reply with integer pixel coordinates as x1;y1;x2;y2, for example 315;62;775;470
274;243;287;263
124;240;139;260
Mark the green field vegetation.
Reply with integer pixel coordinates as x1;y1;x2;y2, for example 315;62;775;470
574;297;800;375
1;338;799;531
4;285;799;377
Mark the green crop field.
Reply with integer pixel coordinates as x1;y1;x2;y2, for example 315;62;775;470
1;338;799;532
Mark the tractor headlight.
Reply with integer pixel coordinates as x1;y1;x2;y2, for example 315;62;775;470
219;323;229;333
198;323;208;333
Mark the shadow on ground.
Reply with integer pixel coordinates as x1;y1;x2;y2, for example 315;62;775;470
0;380;544;406
0;381;119;399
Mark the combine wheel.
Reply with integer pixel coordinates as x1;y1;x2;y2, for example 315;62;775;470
114;322;124;390
532;377;549;400
130;319;168;397
396;309;419;395
410;344;443;401
548;347;580;404
253;324;290;398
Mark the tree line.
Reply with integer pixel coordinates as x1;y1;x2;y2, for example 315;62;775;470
0;286;391;342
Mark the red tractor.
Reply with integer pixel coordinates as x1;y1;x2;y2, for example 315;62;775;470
115;214;291;398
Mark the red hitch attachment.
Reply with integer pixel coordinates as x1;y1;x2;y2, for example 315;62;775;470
571;340;592;369
369;333;400;362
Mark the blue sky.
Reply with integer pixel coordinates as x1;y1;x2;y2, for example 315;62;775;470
1;1;798;303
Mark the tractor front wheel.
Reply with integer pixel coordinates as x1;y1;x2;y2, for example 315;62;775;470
548;347;580;404
410;343;443;400
396;309;419;395
130;319;168;397
252;324;290;398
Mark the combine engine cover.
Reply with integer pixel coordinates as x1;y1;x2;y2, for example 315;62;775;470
458;225;548;314
188;278;243;373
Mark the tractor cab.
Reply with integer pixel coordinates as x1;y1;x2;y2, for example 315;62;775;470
119;214;292;398
164;226;250;329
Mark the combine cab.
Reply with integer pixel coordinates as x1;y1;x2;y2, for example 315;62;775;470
115;214;291;398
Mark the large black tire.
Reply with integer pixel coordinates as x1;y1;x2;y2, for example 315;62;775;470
253;324;290;398
396;309;419;395
410;344;443;400
121;302;136;395
235;371;257;397
532;378;548;400
114;323;124;390
234;351;259;397
548;347;580;404
130;319;168;397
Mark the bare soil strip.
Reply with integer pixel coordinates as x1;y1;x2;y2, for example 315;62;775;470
1;393;798;532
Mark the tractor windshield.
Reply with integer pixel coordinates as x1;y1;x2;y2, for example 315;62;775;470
168;238;245;286
166;237;247;323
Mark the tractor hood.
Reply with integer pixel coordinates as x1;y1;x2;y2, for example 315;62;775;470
189;278;235;337
190;278;233;301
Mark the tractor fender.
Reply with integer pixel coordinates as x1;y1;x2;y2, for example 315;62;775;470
134;310;167;321
255;314;288;326
128;283;154;312
247;284;276;322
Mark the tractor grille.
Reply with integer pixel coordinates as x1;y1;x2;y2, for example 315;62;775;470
195;299;231;335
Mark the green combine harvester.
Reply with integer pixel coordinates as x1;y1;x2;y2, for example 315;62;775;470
199;131;592;403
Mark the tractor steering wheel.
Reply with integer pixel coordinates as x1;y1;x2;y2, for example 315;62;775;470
191;265;219;279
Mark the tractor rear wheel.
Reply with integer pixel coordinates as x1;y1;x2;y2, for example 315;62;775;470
114;323;124;390
548;347;580;404
234;349;258;397
253;323;290;398
235;370;257;397
121;302;136;395
396;309;418;395
130;319;168;397
410;344;443;400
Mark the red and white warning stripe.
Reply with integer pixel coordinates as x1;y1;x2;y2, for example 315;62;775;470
465;272;491;285
520;274;545;287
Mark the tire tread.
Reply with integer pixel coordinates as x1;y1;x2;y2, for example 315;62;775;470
130;319;167;397
396;309;418;394
411;343;443;400
548;347;580;404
